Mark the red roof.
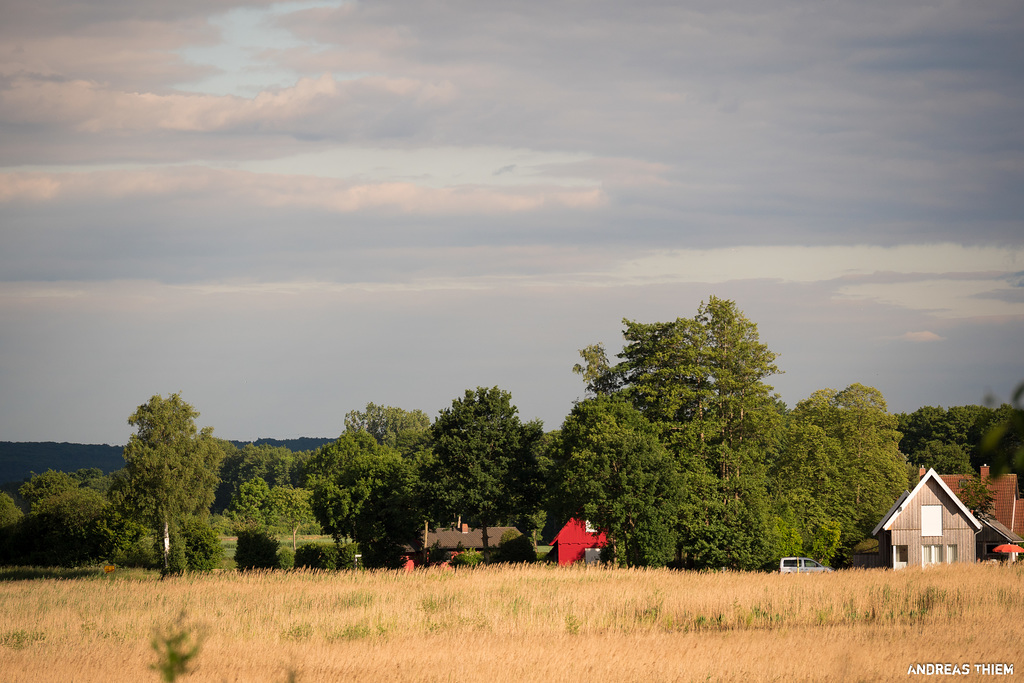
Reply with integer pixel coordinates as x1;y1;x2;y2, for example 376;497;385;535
938;466;1022;537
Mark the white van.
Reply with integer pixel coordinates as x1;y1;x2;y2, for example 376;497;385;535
779;557;833;573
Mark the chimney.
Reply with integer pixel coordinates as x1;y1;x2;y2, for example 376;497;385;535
919;467;926;479
981;465;990;479
461;523;469;533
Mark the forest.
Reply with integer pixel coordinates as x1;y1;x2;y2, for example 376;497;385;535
0;296;1020;573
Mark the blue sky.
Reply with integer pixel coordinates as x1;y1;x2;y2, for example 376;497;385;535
1;0;1022;444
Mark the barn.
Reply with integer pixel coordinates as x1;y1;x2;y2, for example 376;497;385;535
548;518;606;566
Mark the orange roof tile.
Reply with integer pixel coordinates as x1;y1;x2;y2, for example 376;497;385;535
939;471;1022;536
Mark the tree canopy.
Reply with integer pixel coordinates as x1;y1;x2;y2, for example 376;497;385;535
110;393;223;571
425;387;545;560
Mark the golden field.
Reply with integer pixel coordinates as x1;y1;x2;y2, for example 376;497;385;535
1;562;1022;682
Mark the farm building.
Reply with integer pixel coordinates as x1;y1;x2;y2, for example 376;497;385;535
548;518;606;566
409;523;521;560
872;468;982;568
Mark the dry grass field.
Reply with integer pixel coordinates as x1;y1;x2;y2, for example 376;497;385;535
1;562;1022;682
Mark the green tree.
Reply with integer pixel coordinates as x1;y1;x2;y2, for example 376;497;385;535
227;477;272;527
214;442;296;513
19;469;79;512
307;431;422;568
110;394;223;572
0;491;22;529
778;384;908;561
178;515;224;571
555;396;681;567
268;485;317;552
982;382;1024;474
956;473;995;516
25;487;109;566
344;402;431;450
579;298;782;569
425;387;545;562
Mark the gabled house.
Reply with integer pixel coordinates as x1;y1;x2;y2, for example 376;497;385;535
872;468;982;569
548;518;606;566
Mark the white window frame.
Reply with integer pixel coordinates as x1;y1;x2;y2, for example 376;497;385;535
922;544;944;566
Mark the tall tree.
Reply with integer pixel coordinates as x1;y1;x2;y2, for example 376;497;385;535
425;387;545;561
344;403;431;451
579;297;781;569
778;384;909;559
555;396;681;567
110;394;222;572
307;431;421;568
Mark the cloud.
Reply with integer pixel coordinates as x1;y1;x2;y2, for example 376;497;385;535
0;166;604;214
899;331;945;343
0;73;456;134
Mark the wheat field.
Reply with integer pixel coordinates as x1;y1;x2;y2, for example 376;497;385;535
1;562;1022;682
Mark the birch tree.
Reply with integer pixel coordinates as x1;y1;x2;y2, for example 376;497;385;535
112;393;222;572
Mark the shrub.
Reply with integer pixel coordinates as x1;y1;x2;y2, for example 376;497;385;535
451;549;483;567
497;532;536;563
295;542;338;570
179;516;223;571
278;546;295;569
234;524;280;570
337;542;359;569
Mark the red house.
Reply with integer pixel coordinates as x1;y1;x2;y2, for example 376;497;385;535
549;519;606;566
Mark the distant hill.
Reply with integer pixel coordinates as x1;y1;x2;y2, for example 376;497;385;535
0;442;125;485
0;437;336;486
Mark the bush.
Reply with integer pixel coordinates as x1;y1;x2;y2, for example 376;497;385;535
497;532;536;563
450;549;483;567
110;533;158;568
278;546;294;569
293;542;358;570
294;542;338;570
234;524;280;570
179;516;224;571
337;542;359;569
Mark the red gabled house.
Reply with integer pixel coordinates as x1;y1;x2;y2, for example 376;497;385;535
549;518;606;566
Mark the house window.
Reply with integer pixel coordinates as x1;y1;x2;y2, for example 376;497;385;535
921;505;942;537
894;545;908;569
946;545;958;563
922;544;943;566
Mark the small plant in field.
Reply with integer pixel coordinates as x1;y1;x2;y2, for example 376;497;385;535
1;629;46;649
564;613;581;634
281;623;313;641
151;616;202;682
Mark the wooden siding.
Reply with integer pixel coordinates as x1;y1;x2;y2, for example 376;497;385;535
882;478;977;567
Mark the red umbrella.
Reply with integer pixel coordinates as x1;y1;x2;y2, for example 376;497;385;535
992;544;1024;553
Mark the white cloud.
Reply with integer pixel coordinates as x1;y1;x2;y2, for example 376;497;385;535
610;244;1023;285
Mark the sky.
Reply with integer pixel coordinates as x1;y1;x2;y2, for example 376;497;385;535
1;0;1022;445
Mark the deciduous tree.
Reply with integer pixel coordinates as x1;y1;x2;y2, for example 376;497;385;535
425;387;545;561
555;396;680;567
110;394;223;572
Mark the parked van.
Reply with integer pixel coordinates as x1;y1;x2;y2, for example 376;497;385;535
779;557;833;573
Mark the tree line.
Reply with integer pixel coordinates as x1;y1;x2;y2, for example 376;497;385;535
0;296;1020;572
